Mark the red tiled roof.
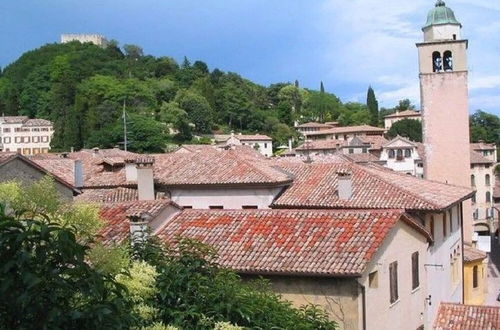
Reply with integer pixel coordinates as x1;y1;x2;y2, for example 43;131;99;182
344;153;383;164
156;209;428;276
295;139;346;151
470;150;493;165
434;303;500;330
0;152;77;192
99;199;176;245
304;125;385;136
153;150;292;187
470;142;496;151
32;149;139;188
235;134;272;141
272;158;473;211
76;187;139;203
384;110;421;119
24;118;52;127
296;122;334;128
359;136;389;150
463;245;487;263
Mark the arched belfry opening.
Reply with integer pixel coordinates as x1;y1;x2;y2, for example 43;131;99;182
443;51;453;71
432;51;442;72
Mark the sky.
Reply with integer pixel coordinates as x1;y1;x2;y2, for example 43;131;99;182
1;0;500;115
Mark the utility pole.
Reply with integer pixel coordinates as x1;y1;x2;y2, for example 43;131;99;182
123;99;127;152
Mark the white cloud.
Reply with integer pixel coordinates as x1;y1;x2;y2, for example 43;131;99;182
469;75;500;90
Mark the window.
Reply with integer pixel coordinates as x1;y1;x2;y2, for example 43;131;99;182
209;206;223;209
443;213;447;237
473;265;478;288
396;149;403;160
453;34;457;40
389;261;398;303
473;209;478;220
471;174;475;187
486;192;491;203
443;51;453;71
264;143;268;148
485;174;491;186
369;271;378;288
242;205;258;209
3;128;10;133
411;252;419;290
430;216;435;238
3;137;10;144
404;149;411;158
472;193;476;204
349;148;354;154
432;51;442;72
449;210;453;233
388;149;395;158
183;206;193;209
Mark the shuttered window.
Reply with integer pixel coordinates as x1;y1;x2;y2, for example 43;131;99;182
389;261;398;303
442;213;447;238
412;252;419;290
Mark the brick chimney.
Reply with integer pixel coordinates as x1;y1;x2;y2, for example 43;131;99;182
136;157;155;200
337;171;353;200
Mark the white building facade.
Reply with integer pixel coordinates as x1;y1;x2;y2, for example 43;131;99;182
0;116;54;155
380;136;424;177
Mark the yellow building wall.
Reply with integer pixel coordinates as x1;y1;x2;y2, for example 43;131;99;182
463;260;487;305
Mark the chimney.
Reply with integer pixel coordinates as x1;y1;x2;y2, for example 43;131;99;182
124;159;137;183
92;147;99;157
128;212;152;246
288;138;293;151
136;157;155;200
337;171;352;200
74;159;84;188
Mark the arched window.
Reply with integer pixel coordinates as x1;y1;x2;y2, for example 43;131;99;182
443;51;453;71
472;193;476;204
433;51;442;72
485;174;490;186
486;191;491;203
473;265;478;288
471;174;475;187
404;149;411;158
396;149;403;159
388;149;395;158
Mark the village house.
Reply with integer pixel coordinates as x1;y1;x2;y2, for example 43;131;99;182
295;122;336;135
302;125;385;142
210;132;273;157
383;110;422;131
0;116;53;155
379;136;424;178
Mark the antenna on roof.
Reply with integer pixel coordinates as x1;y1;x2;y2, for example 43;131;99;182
122;99;128;152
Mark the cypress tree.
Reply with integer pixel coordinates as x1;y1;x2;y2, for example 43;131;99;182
366;86;379;126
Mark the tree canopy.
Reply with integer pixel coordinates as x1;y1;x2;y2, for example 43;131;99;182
387;119;423;142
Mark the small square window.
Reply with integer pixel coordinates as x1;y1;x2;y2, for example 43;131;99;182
209;205;223;209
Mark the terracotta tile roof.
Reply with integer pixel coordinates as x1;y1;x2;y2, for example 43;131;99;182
156;209;428;276
272;158;473;211
296;122;333;128
0;152;77;192
23;118;52;127
358;136;388;150
470;142;496;151
32;149;139;188
76;187;139;203
384;110;421;119
98;199;176;245
174;145;219;154
470;150;493;165
344;153;384;164
153;150;292;187
434;303;500;330
463;245;487;263
295;139;346;151
0;152;17;165
304;125;385;136
234;134;272;141
0;116;28;124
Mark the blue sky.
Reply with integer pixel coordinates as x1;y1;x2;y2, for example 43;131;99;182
2;0;500;115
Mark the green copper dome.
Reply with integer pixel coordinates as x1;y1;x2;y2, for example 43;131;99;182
423;0;461;29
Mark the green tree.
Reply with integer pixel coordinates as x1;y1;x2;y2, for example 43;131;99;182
470;110;500;144
394;99;415;111
387;118;422;142
366;86;379;126
175;90;214;133
0;206;133;329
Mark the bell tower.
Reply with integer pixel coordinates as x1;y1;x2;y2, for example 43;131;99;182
417;0;472;241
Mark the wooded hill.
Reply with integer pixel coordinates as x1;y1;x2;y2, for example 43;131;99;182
0;41;375;152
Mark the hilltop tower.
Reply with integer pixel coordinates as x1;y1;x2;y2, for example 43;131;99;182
417;0;472;241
